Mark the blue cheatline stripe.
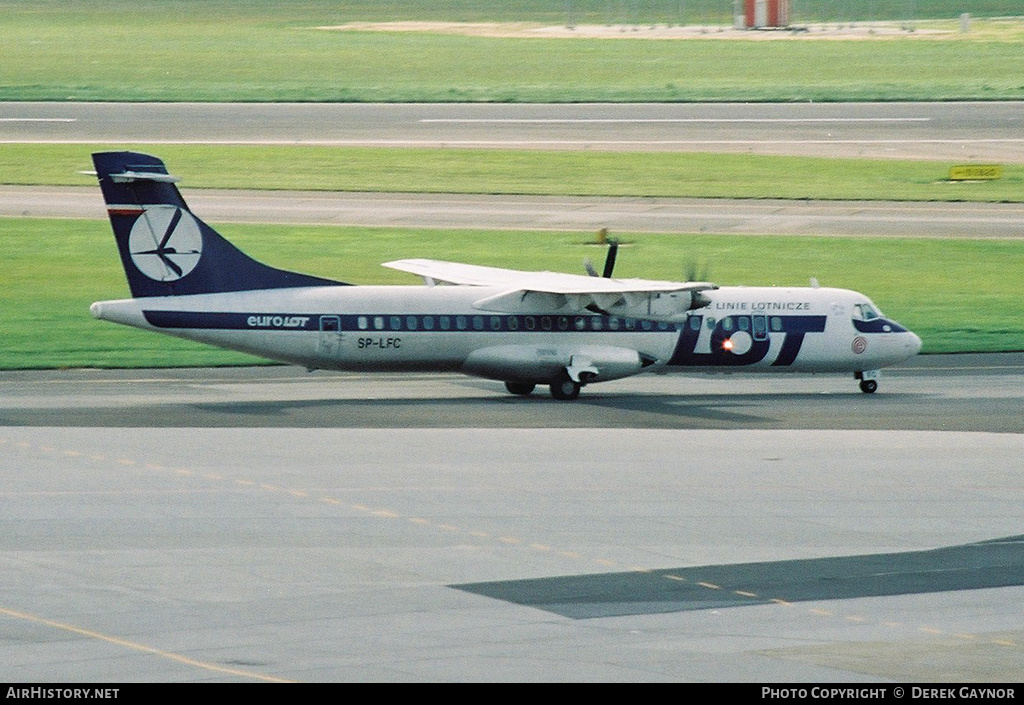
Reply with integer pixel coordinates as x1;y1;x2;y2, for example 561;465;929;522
141;311;685;333
143;311;318;330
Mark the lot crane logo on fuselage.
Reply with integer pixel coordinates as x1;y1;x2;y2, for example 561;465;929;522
128;206;203;281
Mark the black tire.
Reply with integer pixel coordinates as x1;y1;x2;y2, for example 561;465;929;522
549;374;581;401
504;381;536;396
859;379;878;394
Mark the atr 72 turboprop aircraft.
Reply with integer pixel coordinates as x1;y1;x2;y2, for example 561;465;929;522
90;152;921;400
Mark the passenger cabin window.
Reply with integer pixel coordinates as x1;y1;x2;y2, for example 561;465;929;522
752;315;768;341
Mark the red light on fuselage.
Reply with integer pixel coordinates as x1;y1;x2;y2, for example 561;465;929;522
722;338;734;352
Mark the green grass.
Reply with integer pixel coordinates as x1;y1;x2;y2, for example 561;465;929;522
3;216;1022;369
3;1;1024;102
6;144;1024;202
5;1;1022;26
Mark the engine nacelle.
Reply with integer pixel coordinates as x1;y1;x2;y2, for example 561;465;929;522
473;286;714;323
598;288;711;322
462;345;648;384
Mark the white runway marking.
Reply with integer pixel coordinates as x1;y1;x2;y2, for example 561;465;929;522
421;117;933;124
6;138;1023;147
0;118;76;122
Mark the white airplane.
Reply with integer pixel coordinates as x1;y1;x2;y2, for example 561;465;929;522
89;151;921;399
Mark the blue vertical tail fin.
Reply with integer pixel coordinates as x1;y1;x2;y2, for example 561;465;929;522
92;151;346;297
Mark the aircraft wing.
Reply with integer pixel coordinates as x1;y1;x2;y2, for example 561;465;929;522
383;259;716;317
383;259;708;294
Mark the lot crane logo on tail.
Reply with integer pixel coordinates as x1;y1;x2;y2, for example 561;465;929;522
128;206;203;281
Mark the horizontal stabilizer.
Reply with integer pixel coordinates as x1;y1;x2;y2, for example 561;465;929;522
110;170;181;184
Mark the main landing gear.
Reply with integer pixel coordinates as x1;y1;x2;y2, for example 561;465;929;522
503;373;583;400
855;370;880;394
505;354;598;400
549;373;582;401
504;381;536;396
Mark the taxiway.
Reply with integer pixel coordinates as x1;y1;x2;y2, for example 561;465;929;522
1;359;1023;681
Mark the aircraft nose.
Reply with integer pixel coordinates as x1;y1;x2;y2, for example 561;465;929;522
907;331;922;356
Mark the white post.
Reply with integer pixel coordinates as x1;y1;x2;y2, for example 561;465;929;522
755;0;767;28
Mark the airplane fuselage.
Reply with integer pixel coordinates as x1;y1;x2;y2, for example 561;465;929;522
91;283;921;383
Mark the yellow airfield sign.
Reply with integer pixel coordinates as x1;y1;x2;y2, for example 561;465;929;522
948;165;1003;181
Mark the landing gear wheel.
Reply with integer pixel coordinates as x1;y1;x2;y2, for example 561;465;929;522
859;379;878;394
504;381;536;396
549;374;581;401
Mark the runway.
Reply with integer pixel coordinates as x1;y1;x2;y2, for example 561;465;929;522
4;101;1024;161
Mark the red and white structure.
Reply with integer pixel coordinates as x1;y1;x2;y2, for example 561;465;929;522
737;0;790;29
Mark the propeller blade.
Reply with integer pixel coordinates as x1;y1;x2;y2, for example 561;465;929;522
602;239;618;278
685;259;709;283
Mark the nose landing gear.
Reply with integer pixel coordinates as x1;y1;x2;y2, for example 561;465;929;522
855;370;880;394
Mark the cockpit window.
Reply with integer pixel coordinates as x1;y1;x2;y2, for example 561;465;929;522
853;303;881;321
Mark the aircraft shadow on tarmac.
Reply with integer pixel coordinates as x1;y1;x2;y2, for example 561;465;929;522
452;535;1024;619
2;388;921;429
176;395;771;427
181;389;911;430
